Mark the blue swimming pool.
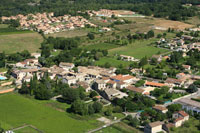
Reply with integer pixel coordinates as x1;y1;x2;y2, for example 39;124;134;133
0;76;7;80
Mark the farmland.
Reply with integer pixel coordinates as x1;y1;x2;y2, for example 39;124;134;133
0;32;43;54
0;93;101;133
109;39;169;59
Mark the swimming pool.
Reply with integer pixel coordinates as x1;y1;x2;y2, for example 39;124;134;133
0;76;7;80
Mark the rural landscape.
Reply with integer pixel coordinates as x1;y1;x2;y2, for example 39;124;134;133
0;0;200;133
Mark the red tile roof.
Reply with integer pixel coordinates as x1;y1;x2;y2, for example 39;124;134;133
153;105;168;111
178;111;189;117
111;74;134;81
174;117;184;122
107;80;116;85
126;86;144;93
145;81;165;87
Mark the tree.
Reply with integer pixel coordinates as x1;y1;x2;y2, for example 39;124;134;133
62;88;80;103
90;91;98;98
0;124;4;133
130;117;140;128
104;107;112;116
87;33;95;40
88;104;95;115
187;84;198;93
135;80;145;87
92;102;103;113
147;30;155;38
139;56;148;67
70;100;88;115
167;104;182;113
34;84;52;100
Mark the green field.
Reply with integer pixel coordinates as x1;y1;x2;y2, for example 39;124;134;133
83;43;120;50
109;39;169;59
95;57;132;67
0;93;101;133
0;33;43;54
15;126;39;133
95;122;141;133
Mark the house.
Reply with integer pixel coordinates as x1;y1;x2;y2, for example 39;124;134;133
173;110;189;127
144;121;164;133
111;74;135;84
145;81;165;88
93;80;106;91
151;55;162;62
62;76;77;86
16;62;26;68
77;81;91;92
107;80;117;88
153;105;168;113
165;78;183;87
120;55;135;61
31;53;41;59
126;85;148;95
162;123;174;133
116;81;128;89
102;88;128;100
176;98;200;114
59;62;75;71
182;65;191;71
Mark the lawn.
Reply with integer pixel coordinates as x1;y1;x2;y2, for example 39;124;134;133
95;122;141;133
82;43;120;50
95;56;132;67
14;126;39;133
0;32;43;54
109;38;169;59
0;93;101;133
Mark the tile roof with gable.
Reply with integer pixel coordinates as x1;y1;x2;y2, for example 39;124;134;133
165;78;182;84
148;121;164;128
145;81;165;87
153;105;168;111
174;117;184;122
126;86;144;93
107;80;116;85
178;111;189;117
111;74;134;81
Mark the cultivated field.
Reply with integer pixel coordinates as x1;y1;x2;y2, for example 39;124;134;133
0;33;43;54
116;17;194;32
109;38;169;59
0;93;101;133
82;43;119;50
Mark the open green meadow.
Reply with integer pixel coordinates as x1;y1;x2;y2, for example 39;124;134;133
83;43;120;50
0;93;101;133
95;122;141;133
109;39;169;59
95;57;132;67
0;33;43;54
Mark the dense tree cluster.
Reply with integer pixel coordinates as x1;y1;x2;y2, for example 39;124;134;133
0;0;199;21
113;92;155;112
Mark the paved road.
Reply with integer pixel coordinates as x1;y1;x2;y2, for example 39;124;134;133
88;117;126;133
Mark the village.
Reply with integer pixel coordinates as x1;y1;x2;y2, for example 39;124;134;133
1;12;98;34
0;4;200;133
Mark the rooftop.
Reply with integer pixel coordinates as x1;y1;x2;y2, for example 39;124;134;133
148;121;164;128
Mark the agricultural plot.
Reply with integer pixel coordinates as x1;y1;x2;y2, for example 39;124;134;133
0;93;101;133
83;43;120;50
0;33;43;54
109;39;169;59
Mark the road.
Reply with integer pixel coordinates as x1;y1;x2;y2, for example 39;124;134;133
88;117;126;133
